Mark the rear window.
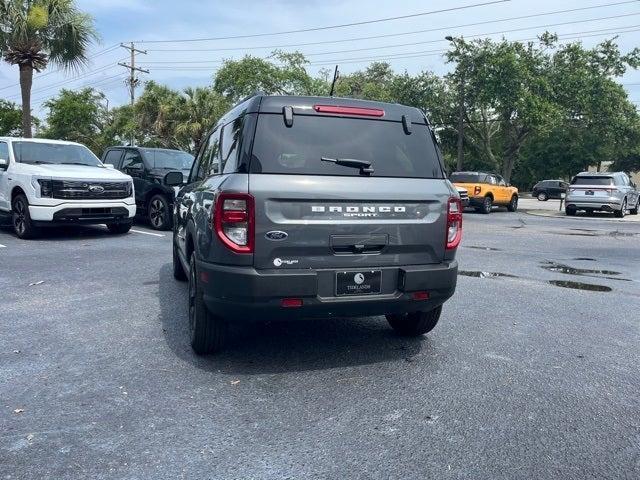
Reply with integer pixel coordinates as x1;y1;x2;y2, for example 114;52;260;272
571;176;613;186
249;114;443;178
450;173;483;183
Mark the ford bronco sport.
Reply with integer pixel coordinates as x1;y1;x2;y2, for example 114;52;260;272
169;95;461;354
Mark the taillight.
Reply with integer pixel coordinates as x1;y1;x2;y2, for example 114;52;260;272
213;193;254;253
473;186;481;195
313;105;385;117
446;197;463;250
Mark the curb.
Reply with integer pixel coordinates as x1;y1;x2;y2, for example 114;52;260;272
521;209;640;223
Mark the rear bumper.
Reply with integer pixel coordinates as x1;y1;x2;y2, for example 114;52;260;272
565;196;622;211
196;260;458;320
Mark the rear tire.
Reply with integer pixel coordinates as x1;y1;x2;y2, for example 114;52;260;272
188;254;225;355
107;221;132;234
614;199;626;218
630;198;639;215
537;192;548;201
386;305;442;336
148;194;171;230
507;195;518;212
12;194;38;239
566;207;577;216
173;243;187;281
477;196;492;214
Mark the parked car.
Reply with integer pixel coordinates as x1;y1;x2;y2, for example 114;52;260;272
456;185;469;207
532;179;569;201
565;172;639;218
450;171;519;214
101;147;194;230
169;94;461;354
0;137;135;239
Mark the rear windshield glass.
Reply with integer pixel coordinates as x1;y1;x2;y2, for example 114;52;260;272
450;173;483;183
12;141;101;166
249;114;443;178
571;176;613;186
142;149;194;170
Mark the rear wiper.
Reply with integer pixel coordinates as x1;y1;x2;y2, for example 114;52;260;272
321;157;374;175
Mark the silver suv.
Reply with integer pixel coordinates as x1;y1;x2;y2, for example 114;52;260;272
566;172;639;218
168;95;461;354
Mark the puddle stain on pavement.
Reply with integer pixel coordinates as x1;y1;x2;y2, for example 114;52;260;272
548;280;612;292
458;271;518;278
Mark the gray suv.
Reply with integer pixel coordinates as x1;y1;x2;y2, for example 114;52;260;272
566;172;639;218
169;95;461;354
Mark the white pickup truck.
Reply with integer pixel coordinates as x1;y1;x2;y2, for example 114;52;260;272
0;137;136;239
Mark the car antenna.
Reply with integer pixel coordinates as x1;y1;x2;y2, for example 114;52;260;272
329;65;339;97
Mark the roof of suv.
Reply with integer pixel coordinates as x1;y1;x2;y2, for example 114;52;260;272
0;137;84;146
228;94;429;125
574;171;616;177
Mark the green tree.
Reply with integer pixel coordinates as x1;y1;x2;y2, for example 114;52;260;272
0;0;97;137
0;98;22;135
42;87;108;153
214;51;321;102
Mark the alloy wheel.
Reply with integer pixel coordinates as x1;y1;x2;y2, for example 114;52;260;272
150;199;165;228
13;199;26;236
188;264;197;335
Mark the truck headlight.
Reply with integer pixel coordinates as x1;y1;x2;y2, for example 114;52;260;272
37;179;53;198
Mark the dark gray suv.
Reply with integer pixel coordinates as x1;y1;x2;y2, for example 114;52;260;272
170;95;461;354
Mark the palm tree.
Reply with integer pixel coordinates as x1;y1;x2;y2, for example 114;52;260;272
0;0;97;137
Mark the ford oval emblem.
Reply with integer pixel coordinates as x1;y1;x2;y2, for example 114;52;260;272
265;230;288;241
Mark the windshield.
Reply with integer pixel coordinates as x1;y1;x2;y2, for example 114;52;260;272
250;114;443;178
143;149;194;170
450;173;482;183
12;141;101;166
571;176;613;186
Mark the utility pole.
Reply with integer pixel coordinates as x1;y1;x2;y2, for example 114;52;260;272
445;36;465;171
118;42;148;145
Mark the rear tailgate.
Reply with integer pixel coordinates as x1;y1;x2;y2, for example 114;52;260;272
250;175;449;270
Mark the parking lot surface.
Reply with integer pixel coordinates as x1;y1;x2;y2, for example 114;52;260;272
1;211;639;479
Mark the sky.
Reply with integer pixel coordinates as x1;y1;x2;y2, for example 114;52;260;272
0;0;639;118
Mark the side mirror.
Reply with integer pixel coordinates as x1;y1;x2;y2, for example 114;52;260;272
164;171;184;186
104;163;115;169
0;158;8;170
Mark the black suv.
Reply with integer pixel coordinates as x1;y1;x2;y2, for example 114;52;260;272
532;179;568;201
167;95;461;354
101;147;194;229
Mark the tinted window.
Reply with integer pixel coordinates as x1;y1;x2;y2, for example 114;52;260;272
450;173;480;183
250;114;442;178
195;129;220;181
571;176;613;186
0;142;8;160
142;149;194;170
121;150;144;171
103;149;123;167
12;142;101;166
220;117;243;174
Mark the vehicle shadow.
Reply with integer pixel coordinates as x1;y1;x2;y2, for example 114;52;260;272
0;223;114;240
156;263;427;375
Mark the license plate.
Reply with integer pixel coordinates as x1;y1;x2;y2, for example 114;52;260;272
586;190;594;195
335;270;382;296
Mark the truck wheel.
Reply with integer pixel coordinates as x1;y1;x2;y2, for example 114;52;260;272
386;305;442;336
479;196;492;214
537;192;548;201
173;243;187;281
614;199;626;218
107;221;132;234
188;254;225;355
566;207;577;216
12;194;38;239
507;195;518;212
148;194;171;230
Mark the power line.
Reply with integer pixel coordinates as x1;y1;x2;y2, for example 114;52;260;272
134;0;510;44
143;1;640;53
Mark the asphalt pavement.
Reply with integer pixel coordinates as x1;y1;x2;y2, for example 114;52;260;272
1;210;639;480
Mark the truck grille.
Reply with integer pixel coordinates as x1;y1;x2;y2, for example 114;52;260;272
51;180;131;200
458;190;469;202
